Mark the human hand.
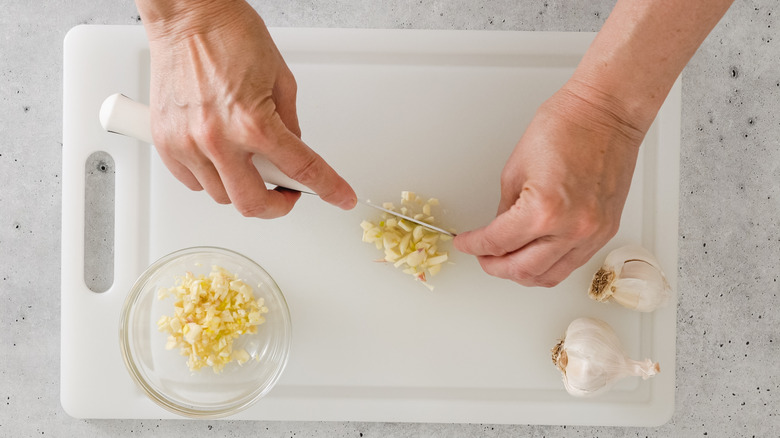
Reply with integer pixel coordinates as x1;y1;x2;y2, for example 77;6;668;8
453;0;733;287
453;81;645;287
137;0;356;218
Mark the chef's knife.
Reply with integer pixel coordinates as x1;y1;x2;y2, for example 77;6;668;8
99;93;456;236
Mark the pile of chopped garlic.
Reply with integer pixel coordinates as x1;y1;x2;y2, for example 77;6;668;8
156;266;269;373
360;191;453;290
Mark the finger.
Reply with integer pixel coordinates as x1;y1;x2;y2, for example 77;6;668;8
187;160;231;205
259;114;357;210
496;188;519;217
212;151;300;218
495;142;530;216
453;198;539;257
532;244;602;287
474;238;574;287
496;171;524;217
155;151;203;191
155;142;230;204
273;185;304;202
273;68;302;138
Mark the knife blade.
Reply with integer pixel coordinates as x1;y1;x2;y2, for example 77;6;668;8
359;200;456;237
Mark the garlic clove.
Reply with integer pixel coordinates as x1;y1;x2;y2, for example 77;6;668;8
588;245;671;312
552;317;660;397
610;262;669;311
360;191;453;289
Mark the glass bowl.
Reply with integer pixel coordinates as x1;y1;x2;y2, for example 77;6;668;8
119;247;292;418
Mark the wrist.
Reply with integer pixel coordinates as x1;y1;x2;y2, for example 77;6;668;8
552;78;648;146
565;63;667;137
564;0;734;135
135;0;249;41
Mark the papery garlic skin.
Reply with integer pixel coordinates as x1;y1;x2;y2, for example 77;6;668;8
552;317;660;398
588;245;671;312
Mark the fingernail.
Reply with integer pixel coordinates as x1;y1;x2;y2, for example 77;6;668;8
340;196;357;210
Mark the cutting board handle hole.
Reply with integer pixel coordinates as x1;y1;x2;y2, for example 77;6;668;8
84;151;115;293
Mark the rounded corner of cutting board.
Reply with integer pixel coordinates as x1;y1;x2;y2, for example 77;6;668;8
648;401;675;428
64;24;147;52
60;390;86;420
63;24;92;49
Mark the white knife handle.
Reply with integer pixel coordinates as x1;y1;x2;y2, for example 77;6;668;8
99;93;312;193
99;93;153;144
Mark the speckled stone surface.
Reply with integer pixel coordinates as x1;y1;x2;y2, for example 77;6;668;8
1;0;778;436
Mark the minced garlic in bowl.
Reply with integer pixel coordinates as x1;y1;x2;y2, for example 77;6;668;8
120;247;292;418
156;266;270;373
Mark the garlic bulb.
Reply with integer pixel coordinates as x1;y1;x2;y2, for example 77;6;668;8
551;317;660;397
588;245;671;312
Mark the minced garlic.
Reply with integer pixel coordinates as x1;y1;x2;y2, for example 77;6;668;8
156;266;269;373
361;191;453;290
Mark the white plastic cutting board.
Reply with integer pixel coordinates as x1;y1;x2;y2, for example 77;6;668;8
62;25;679;426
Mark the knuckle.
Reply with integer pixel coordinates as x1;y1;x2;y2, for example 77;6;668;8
189;115;225;157
524;193;565;233
280;73;298;95
509;263;540;283
534;276;562;288
214;194;231;205
480;235;507;256
235;201;270;218
154;134;186;157
178;140;202;158
233;198;290;219
513;276;540;288
195;133;223;160
235;104;278;146
314;185;340;204
509;268;535;283
569;208;617;243
571;214;601;239
499;169;517;190
486;259;533;283
477;257;504;279
288;154;322;186
149;121;172;149
237;112;268;141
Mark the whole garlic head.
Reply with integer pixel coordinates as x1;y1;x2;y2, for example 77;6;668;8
588;245;671;312
552;317;660;397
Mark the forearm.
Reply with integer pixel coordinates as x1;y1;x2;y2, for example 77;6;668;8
569;0;734;132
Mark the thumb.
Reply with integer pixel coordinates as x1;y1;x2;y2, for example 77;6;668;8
454;194;537;257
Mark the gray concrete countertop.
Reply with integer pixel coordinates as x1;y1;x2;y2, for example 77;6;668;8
2;0;778;436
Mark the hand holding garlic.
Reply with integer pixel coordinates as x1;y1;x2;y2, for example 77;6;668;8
552;317;660;397
453;83;642;288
